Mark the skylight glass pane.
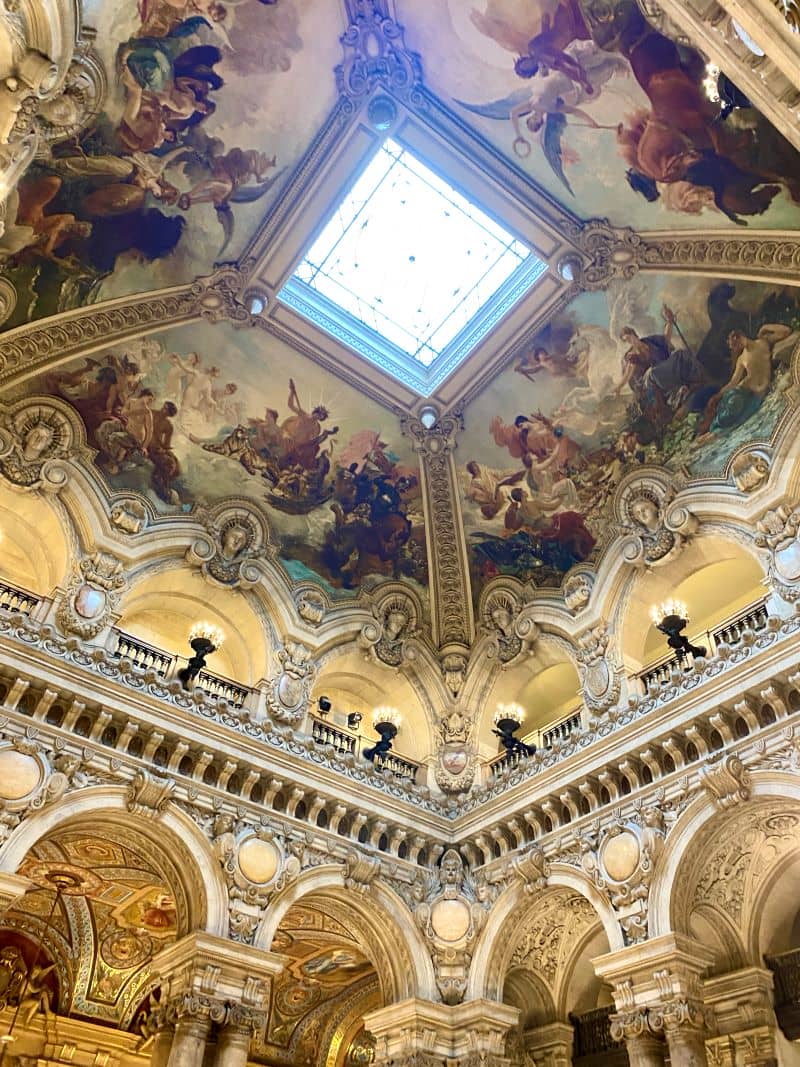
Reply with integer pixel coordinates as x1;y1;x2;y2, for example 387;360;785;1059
288;139;533;366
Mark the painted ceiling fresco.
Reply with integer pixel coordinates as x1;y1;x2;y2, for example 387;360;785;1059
400;0;800;232
5;826;186;1026
259;902;379;1066
459;274;800;596
19;322;427;595
0;0;342;333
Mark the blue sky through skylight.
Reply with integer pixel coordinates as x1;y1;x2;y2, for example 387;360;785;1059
291;140;533;368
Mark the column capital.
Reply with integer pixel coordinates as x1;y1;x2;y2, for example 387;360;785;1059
152;931;287;1012
610;1008;656;1042
365;998;519;1065
594;932;716;1012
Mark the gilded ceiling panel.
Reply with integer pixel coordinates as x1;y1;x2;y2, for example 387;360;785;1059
399;0;800;232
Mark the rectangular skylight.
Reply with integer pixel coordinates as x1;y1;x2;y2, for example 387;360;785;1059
281;138;546;394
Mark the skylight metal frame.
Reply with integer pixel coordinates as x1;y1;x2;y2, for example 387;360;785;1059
242;89;580;410
280;135;547;395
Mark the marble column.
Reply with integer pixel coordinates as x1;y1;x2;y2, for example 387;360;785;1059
610;1011;666;1067
213;1022;252;1067
166;1013;212;1067
150;1022;176;1067
663;1021;708;1067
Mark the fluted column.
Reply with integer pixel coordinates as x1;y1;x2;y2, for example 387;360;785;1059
610;1010;666;1067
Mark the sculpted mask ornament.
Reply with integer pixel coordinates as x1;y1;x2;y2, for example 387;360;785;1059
56;550;126;640
267;640;315;724
618;478;697;567
187;505;268;588
295;588;326;626
414;849;486;1005
360;591;419;667
480;586;536;664
0;401;77;490
441;651;468;698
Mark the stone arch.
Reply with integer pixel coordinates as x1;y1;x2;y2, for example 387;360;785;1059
255;865;437;1002
503;968;555;1029
650;773;800;971
467;865;623;1003
0;785;227;937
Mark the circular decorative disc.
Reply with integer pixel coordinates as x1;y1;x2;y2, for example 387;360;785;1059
430;898;471;942
100;930;152;969
601;830;641;883
0;750;42;800
238;837;280;885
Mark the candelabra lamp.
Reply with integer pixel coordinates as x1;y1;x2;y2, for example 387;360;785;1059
177;622;225;689
363;706;400;762
650;600;707;661
493;703;536;758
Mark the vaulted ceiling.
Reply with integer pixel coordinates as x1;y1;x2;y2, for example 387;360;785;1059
0;0;798;716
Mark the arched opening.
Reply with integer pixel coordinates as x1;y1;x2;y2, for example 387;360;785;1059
311;649;433;763
0;813;202;1051
0;482;70;600
478;647;581;759
116;566;270;687
621;539;765;673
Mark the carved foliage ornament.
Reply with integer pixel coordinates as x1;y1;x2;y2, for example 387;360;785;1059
56;549;126;640
335;0;423;110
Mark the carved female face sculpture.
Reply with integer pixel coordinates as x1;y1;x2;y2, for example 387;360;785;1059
385;609;409;640
490;606;513;636
629;496;660;533
22;423;54;461
221;523;249;560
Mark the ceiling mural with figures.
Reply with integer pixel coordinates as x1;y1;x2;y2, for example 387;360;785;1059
459;275;800;597
17;323;428;595
1;0;800;683
0;0;342;333
3;824;188;1027
400;0;800;232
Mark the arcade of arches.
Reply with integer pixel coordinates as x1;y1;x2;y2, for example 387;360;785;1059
1;1;800;1066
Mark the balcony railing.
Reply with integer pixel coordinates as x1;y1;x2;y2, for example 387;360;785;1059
112;629;248;709
0;580;40;617
490;706;583;778
309;715;419;783
766;947;800;1040
638;597;769;693
570;1006;625;1064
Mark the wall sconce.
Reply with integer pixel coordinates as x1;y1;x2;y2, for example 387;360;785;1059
177;622;225;689
493;703;536;758
363;706;401;763
650;600;707;661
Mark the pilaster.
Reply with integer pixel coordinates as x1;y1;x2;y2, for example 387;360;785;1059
522;1022;574;1067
